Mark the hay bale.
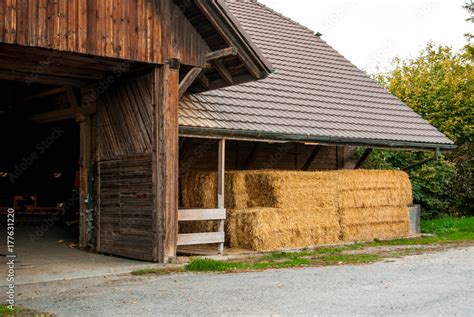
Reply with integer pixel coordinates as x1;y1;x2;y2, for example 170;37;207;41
227;208;340;251
180;169;413;250
341;220;410;242
340;206;409;225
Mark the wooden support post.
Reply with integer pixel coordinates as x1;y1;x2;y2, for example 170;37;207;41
152;62;180;263
77;113;91;249
355;148;373;169
217;139;226;255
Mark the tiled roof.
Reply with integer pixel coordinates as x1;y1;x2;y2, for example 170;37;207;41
179;0;455;149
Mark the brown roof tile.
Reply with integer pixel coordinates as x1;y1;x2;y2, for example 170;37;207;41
179;0;455;149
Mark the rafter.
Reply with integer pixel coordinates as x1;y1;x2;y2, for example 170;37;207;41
179;67;203;97
212;60;233;85
206;47;238;62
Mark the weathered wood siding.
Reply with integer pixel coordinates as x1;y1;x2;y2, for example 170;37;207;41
0;0;209;66
97;73;153;160
96;73;155;260
97;155;154;261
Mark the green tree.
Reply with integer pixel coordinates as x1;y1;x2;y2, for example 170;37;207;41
368;43;473;218
464;0;474;57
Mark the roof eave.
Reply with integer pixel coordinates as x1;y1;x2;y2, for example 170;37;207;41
179;126;457;151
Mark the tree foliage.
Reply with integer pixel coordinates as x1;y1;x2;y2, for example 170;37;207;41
367;43;473;218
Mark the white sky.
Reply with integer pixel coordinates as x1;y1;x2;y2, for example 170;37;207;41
259;0;472;73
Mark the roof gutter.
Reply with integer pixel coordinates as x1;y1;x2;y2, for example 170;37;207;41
179;126;457;151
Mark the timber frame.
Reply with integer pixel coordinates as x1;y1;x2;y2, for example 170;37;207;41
0;0;272;263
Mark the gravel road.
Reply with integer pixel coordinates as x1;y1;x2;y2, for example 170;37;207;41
18;246;474;316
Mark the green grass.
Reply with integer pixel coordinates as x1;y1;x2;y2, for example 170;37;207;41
186;258;249;272
131;267;184;276
0;305;21;316
132;217;473;275
361;217;474;247
319;254;382;265
0;304;48;317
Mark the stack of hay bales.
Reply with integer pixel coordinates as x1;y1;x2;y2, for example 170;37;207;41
226;171;340;251
336;170;412;242
181;170;412;251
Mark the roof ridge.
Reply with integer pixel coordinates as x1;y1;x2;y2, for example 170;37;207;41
230;0;319;37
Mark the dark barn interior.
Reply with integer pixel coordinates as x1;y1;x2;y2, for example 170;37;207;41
0;81;81;245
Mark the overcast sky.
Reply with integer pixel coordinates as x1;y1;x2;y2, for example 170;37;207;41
259;0;472;73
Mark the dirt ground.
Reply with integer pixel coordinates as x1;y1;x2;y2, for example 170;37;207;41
16;246;474;316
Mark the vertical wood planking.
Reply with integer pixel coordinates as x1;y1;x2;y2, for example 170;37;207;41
58;0;67;50
77;0;87;53
46;0;55;48
0;0;210;65
66;0;77;51
0;0;5;41
15;0;27;45
37;0;47;46
26;0;36;45
86;0;96;53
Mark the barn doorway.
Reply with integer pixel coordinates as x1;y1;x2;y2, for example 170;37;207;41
0;81;87;281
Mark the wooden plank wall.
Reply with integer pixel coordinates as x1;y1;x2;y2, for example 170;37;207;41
97;155;154;261
0;0;209;66
97;73;153;160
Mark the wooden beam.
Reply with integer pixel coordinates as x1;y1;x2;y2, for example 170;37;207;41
29;104;97;123
302;145;322;171
66;87;79;108
152;63;180;263
217;139;226;255
241;143;260;170
206;47;238;62
177;232;225;246
179;67;203;98
197;72;210;89
23;87;67;102
0;71;87;87
212;60;233;85
355;148;373;169
178;209;226;222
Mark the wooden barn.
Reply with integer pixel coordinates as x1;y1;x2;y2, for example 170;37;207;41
0;0;454;263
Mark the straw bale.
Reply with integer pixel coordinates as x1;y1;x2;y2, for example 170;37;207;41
227;208;341;251
340;206;409;225
341;220;410;242
180;169;413;250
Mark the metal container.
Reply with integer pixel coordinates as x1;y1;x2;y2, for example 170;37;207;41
409;205;421;236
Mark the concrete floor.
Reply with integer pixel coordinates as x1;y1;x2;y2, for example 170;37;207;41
0;219;163;285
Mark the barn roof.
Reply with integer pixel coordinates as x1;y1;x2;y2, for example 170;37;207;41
179;0;455;150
